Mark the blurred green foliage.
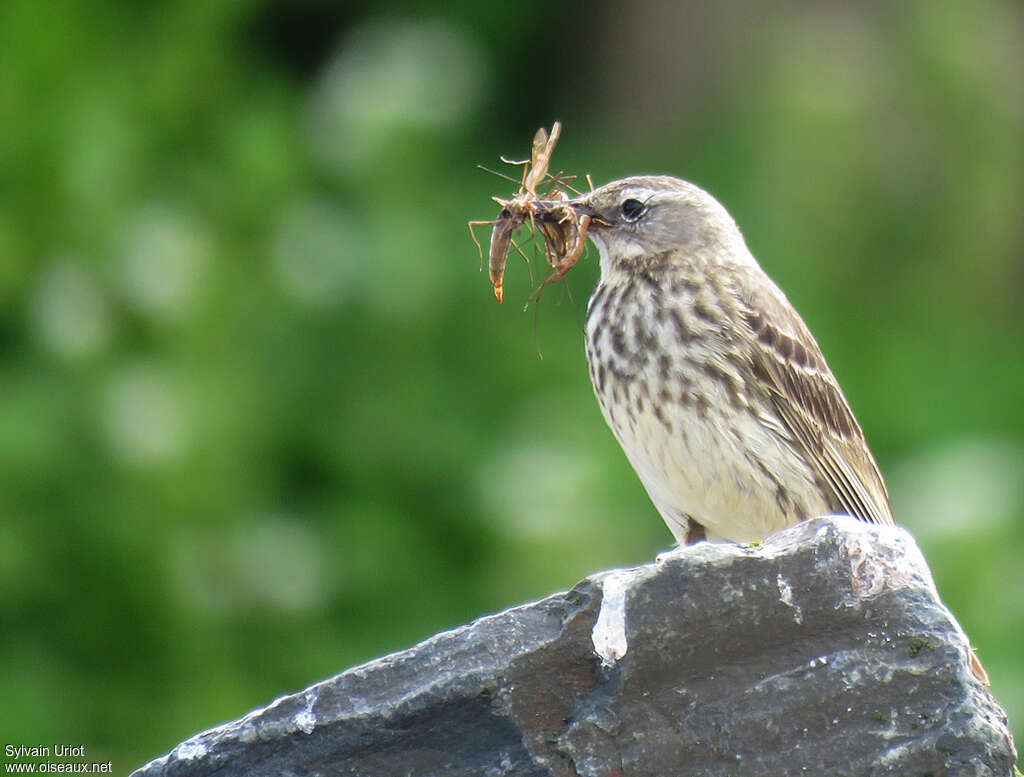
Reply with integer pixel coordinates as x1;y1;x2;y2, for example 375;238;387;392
1;0;1021;771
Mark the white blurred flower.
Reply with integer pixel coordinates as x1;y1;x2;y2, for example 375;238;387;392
29;259;113;360
232;516;332;613
271;196;366;307
100;362;189;468
308;17;485;172
476;441;599;540
171;515;332;615
890;438;1022;540
118;204;210;320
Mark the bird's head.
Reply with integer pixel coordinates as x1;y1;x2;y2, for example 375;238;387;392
549;176;753;279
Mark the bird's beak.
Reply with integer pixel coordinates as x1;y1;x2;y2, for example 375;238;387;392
567;197;611;227
532;198;602;224
569;199;600;221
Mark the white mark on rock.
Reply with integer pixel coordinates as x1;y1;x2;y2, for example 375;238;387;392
294;689;318;734
176;738;208;760
777;573;802;624
592;569;635;665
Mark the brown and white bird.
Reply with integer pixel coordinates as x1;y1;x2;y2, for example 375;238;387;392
568;176;892;545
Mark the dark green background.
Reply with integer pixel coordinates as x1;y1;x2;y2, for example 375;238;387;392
1;0;1021;772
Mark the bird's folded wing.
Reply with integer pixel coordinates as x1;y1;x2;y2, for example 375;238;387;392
741;287;893;526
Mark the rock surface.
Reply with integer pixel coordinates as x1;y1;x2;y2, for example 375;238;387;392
131;516;1017;777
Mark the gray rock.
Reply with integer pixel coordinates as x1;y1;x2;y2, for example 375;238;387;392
131;516;1017;777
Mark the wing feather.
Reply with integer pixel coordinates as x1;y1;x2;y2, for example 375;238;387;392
740;282;893;526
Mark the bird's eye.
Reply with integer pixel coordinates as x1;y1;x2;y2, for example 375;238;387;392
620;198;646;222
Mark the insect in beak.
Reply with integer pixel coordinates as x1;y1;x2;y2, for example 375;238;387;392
469;123;594;303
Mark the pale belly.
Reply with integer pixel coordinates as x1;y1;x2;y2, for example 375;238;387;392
585;281;830;545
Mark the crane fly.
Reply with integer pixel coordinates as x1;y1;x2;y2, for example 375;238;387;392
468;122;591;303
